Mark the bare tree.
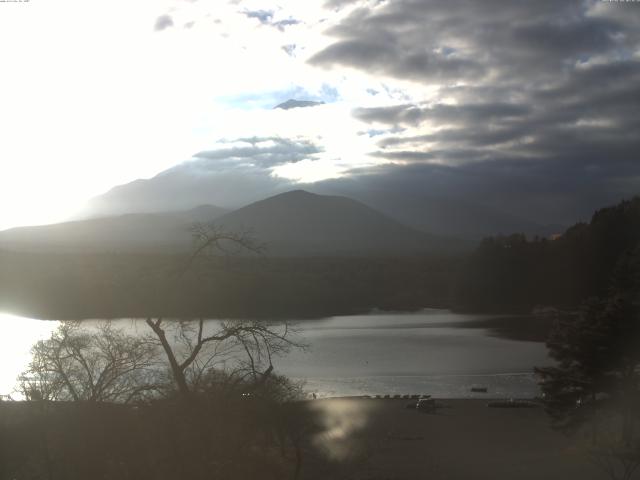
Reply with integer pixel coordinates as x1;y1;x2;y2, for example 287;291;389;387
184;222;265;273
145;223;303;398
19;321;161;403
145;318;301;398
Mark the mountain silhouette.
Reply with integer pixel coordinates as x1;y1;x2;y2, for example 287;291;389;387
212;190;455;256
0;205;227;253
0;191;456;255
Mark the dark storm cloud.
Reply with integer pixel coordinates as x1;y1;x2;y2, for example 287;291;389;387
154;14;174;31
312;0;625;81
193;137;322;168
311;39;484;82
308;0;640;226
354;102;531;127
370;66;640;165
312;153;640;233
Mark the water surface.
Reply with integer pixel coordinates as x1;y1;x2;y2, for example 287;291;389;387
0;309;551;398
277;310;551;397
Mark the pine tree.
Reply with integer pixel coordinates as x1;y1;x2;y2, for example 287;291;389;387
535;246;640;479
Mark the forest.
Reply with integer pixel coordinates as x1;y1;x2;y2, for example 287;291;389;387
1;197;639;320
0;253;457;320
454;197;640;313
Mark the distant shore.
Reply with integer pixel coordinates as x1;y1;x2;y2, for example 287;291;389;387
452;314;555;342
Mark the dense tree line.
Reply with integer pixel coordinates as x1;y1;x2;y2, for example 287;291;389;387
0;253;458;320
535;242;640;480
3;197;639;320
454;197;640;313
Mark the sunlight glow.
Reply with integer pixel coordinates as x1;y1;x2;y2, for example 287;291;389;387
0;0;416;230
0;313;59;397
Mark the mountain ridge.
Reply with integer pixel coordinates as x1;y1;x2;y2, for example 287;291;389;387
0;191;459;255
0;205;228;253
212;190;458;256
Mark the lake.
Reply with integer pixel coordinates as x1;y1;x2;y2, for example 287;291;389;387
0;309;552;399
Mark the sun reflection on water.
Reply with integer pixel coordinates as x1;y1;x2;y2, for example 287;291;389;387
311;398;374;461
0;313;59;397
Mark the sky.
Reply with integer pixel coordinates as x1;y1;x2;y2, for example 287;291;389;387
1;0;639;231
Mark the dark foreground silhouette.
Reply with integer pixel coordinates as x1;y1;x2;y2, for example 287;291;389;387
0;392;321;480
0;397;609;480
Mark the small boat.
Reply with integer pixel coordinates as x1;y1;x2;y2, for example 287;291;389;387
416;398;437;413
470;386;488;393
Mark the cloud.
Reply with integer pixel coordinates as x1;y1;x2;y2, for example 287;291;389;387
312;153;640;232
154;14;174;31
301;0;640;227
243;9;301;30
366;63;640;165
192;136;323;168
311;0;632;83
84;136;323;216
324;0;360;8
9;0;636;234
311;40;484;82
244;9;274;24
272;18;301;30
354;102;530;127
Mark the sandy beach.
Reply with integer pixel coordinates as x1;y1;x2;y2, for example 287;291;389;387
302;397;602;480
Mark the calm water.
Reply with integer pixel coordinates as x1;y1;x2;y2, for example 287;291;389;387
0;309;551;398
278;310;551;398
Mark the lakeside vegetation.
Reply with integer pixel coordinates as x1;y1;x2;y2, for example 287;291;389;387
1;197;638;322
0;253;457;320
0;197;638;479
454;197;640;313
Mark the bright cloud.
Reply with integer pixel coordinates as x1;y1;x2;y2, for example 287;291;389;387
0;0;399;229
1;0;638;231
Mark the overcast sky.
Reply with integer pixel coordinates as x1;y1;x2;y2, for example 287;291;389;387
1;0;639;230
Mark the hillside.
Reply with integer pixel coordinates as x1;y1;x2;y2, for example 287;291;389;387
0;205;227;253
0;191;456;256
213;190;453;256
309;183;563;240
453;196;640;312
79;155;566;241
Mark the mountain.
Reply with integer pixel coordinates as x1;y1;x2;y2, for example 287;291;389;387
212;190;456;256
80;165;289;219
274;99;325;110
0;191;456;256
0;205;227;253
79;150;563;239
307;184;563;240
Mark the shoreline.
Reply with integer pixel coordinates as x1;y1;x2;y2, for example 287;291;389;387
297;371;543;400
302;397;601;480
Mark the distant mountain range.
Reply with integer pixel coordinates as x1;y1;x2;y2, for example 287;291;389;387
78;162;563;240
308;186;565;240
0;191;460;255
0;205;227;253
211;190;456;255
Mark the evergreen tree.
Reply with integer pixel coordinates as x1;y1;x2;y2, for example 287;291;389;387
535;246;640;479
